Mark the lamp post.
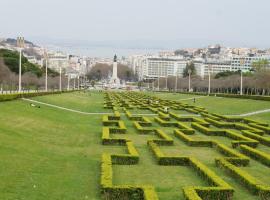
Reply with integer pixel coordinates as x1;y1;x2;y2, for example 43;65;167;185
165;75;168;90
78;75;80;89
208;64;212;95
175;74;178;92
44;50;48;92
157;65;160;91
188;69;192;92
59;61;62;91
174;67;179;92
67;74;70;91
240;70;243;95
73;76;76;89
239;58;245;95
17;37;25;93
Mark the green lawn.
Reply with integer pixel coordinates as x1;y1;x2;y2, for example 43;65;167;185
0;99;101;200
150;92;270;115
0;91;269;200
32;91;108;113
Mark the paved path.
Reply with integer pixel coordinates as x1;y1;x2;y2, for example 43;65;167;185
21;98;199;117
22;98;114;115
177;96;208;101
22;98;269;117
228;109;270;117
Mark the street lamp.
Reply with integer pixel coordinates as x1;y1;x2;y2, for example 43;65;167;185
78;75;80;89
240;70;243;95
239;58;245;95
44;50;48;92
188;69;192;92
73;76;76;89
67;74;70;91
208;64;212;95
59;61;62;91
157;65;160;91
165;75;168;90
17;37;25;93
175;74;178;92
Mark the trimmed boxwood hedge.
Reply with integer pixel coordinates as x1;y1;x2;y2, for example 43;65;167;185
216;158;270;198
0;90;78;102
240;145;270;167
174;129;213;147
242;130;270;147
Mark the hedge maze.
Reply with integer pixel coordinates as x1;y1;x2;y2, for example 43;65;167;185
100;92;270;200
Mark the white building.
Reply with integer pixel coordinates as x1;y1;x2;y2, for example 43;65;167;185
47;51;69;72
231;55;270;71
194;59;232;78
139;57;187;80
195;55;270;78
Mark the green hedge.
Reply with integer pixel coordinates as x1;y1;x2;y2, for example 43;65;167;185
154;117;178;127
176;92;270;101
214;143;249;166
153;129;174;145
216;158;270;198
191;122;225;136
0;90;78;102
248;123;270;134
133;122;154;134
204;118;235;128
242;130;270;147
102;127;127;145
174;129;213;147
225;130;259;148
101;154;158;200
240;145;270;167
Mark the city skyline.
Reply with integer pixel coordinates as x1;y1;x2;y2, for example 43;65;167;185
1;0;270;57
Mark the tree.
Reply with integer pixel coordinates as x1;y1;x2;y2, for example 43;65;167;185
183;62;196;77
252;59;269;71
0;49;42;77
215;71;239;79
86;63;135;81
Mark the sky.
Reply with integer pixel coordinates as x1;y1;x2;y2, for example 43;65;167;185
0;0;269;56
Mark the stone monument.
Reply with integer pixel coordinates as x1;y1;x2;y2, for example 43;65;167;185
109;54;120;87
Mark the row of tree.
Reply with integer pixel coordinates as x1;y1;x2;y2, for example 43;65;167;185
148;70;270;95
86;63;136;81
0;49;73;91
144;59;270;95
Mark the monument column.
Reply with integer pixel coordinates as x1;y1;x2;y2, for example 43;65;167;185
112;54;118;81
109;54;120;86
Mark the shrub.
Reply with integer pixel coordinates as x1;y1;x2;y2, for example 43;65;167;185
240;145;270;167
248;123;270;134
0;90;77;102
242;130;270;146
215;143;249;166
174;129;212;147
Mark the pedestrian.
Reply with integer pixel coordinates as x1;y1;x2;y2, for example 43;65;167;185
193;98;196;103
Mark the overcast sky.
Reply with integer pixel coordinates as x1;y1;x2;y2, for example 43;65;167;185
1;0;269;49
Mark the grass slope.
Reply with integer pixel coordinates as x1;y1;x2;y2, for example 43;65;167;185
0;91;269;200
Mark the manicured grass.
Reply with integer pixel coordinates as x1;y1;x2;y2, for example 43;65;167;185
32;91;108;113
0;91;269;200
150;92;270;115
0;99;102;200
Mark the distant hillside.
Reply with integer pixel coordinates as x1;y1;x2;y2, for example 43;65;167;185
0;38;38;47
0;49;58;77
